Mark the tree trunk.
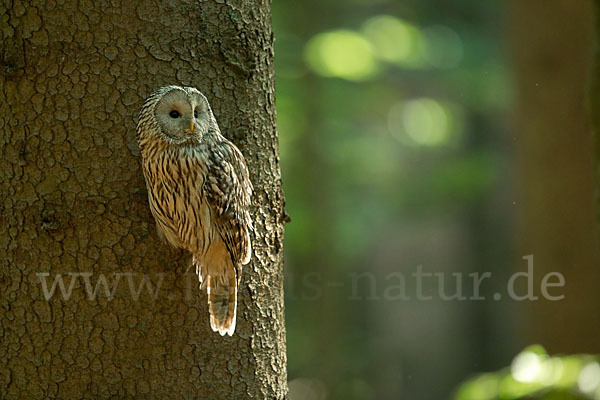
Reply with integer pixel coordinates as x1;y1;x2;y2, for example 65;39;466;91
0;0;287;398
512;0;600;354
592;1;600;225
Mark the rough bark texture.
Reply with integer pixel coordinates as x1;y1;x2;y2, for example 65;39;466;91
0;0;287;398
512;0;600;353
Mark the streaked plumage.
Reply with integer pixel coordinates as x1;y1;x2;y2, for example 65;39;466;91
136;85;252;336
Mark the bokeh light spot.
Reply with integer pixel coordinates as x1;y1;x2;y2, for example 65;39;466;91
304;30;377;81
398;98;449;146
361;15;425;67
578;362;600;393
511;351;543;383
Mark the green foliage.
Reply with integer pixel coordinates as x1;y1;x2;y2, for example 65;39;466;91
455;346;600;400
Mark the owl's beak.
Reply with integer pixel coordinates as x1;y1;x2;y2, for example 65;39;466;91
190;122;194;133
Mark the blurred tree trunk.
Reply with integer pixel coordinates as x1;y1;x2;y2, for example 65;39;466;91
512;0;600;353
0;0;287;398
592;1;600;224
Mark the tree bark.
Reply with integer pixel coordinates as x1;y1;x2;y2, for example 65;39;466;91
512;0;600;354
0;0;287;398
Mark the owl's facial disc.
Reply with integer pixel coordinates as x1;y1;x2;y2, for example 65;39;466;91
154;89;210;144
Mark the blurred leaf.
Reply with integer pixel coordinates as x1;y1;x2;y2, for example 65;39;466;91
455;347;600;400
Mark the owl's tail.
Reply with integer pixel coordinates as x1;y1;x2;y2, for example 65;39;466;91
207;269;237;336
194;243;238;336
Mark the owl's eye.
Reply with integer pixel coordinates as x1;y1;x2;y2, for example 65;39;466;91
169;110;181;118
194;110;199;118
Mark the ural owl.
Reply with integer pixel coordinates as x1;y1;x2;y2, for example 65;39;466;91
136;85;253;336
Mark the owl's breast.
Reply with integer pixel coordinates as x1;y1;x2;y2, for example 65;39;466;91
145;149;213;254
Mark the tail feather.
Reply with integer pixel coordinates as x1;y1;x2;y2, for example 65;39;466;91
193;256;207;290
195;253;238;336
207;273;237;336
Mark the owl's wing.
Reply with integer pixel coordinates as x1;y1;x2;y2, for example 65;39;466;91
204;138;253;267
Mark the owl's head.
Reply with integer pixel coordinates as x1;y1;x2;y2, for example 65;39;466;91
147;86;215;144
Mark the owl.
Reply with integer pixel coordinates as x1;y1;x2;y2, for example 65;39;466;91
136;85;253;336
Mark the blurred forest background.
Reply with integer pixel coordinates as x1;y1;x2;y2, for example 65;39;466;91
272;0;600;399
